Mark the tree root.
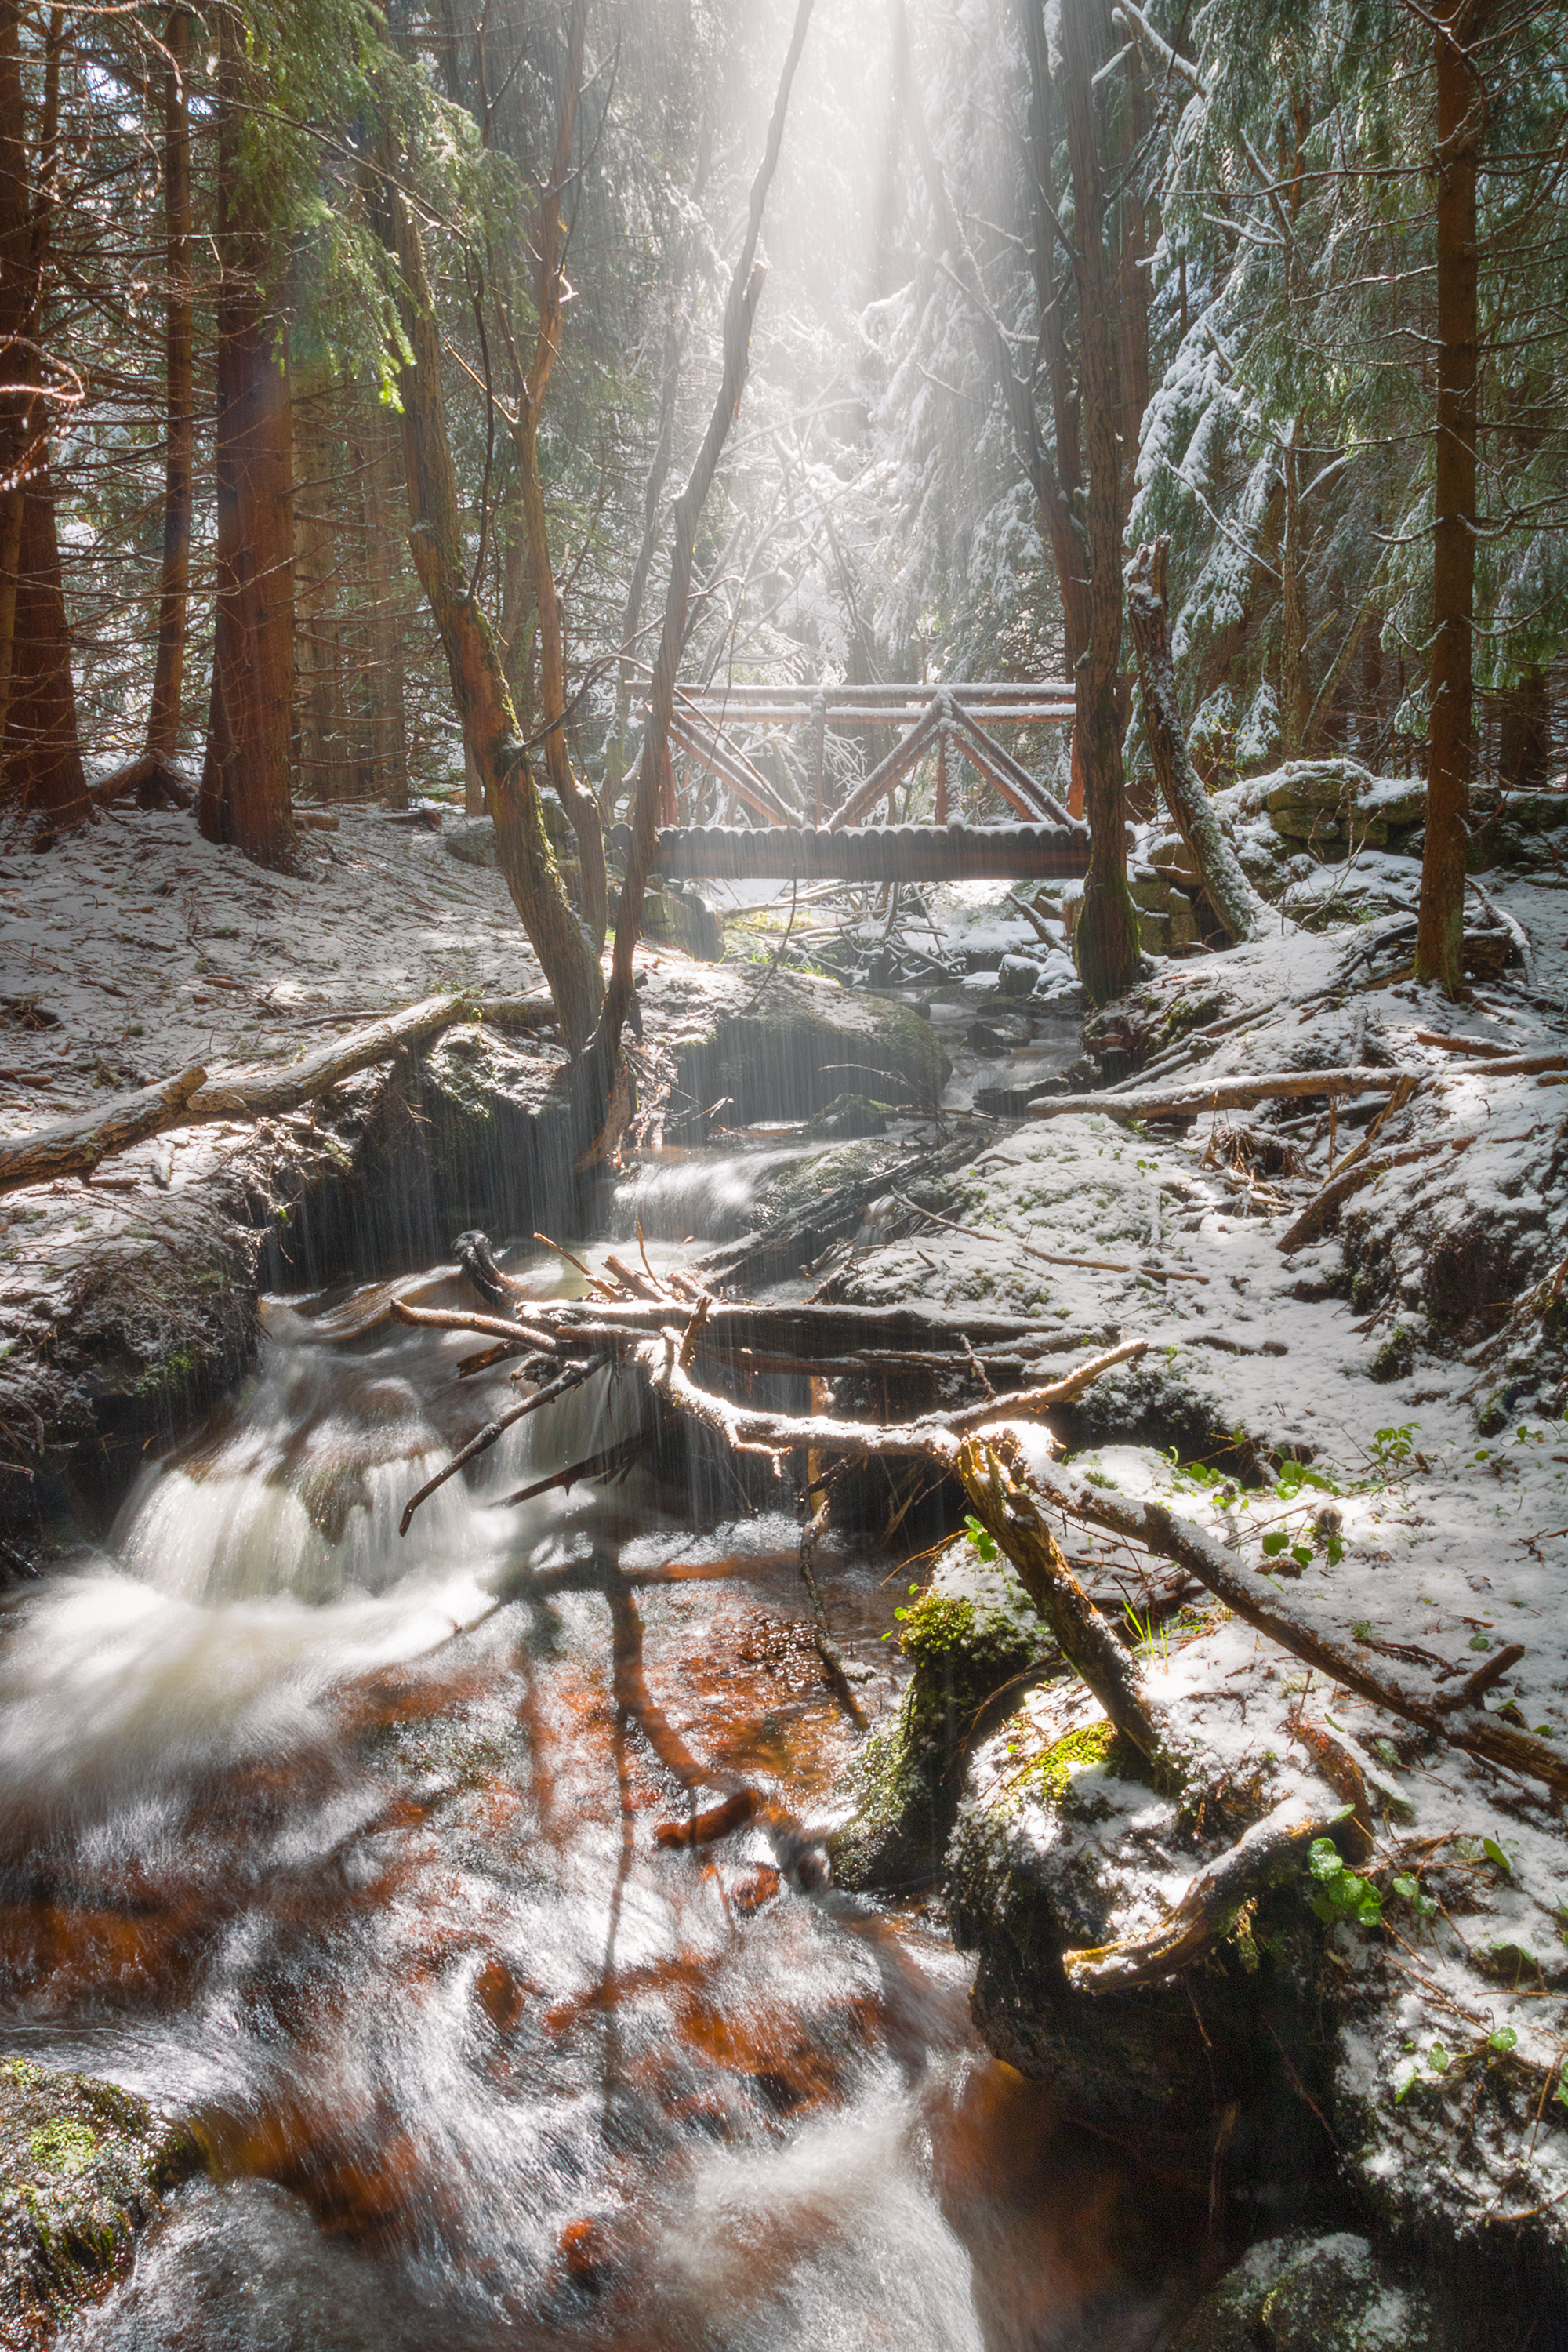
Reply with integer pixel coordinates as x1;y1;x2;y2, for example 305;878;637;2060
1061;1791;1338;1994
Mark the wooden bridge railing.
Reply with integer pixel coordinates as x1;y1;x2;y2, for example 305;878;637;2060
634;678;1076;832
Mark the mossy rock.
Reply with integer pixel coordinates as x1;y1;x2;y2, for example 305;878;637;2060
1171;2230;1454;2351
673;973;950;1126
0;2056;204;2347
829;1548;1058;1893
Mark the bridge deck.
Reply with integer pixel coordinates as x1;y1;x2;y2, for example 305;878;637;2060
615;820;1091;885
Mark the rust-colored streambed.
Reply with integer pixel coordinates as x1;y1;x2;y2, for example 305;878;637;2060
0;1172;1202;2349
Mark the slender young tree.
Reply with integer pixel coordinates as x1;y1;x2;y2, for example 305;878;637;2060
898;0;1142;1004
1416;0;1495;996
368;128;603;1048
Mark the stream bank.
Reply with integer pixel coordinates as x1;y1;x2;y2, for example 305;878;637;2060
5;811;1568;2346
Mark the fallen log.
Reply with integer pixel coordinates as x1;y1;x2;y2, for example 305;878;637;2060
1276;1134;1476;1254
0;993;542;1199
413;1276;1128;1369
630;1325;1167;1763
0;1062;207;1192
581;1328;1568;1803
1027;1066;1411;1124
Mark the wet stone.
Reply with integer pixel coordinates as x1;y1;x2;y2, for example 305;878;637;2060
0;2056;203;2347
1170;2230;1454;2352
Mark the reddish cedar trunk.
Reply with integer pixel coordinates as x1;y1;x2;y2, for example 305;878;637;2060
147;4;193;763
0;0;87;824
292;372;347;799
1417;0;1492;994
4;458;89;822
355;391;410;808
1059;0;1139;1006
198;7;297;867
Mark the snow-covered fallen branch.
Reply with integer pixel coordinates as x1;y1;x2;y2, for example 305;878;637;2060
0;991;547;1198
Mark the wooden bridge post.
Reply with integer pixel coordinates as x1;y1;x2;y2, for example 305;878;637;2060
810;688;826;822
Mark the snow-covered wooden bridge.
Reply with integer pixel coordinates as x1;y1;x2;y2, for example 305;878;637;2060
630;678;1088;880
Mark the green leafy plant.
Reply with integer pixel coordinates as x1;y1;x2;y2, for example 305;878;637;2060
964;1515;997;1563
1305;1837;1383;1928
1390;1872;1437;1918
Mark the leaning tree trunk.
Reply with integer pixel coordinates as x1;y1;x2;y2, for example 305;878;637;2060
367;141;603;1051
198;2;297;868
1124;537;1279;944
575;0;817;1161
1060;0;1140;1007
1417;0;1493;996
601;314;681;822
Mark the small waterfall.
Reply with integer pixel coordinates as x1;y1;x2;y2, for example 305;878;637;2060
611;1145;816;1244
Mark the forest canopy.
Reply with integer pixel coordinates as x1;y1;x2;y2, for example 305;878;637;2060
0;0;1563;1011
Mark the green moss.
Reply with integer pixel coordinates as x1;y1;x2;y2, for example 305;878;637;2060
27;2121;97;2178
898;1592;978;1663
1014;1718;1118;1806
832;1569;1058;1892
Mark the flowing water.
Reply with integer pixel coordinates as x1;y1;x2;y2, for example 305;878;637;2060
0;1147;1201;2350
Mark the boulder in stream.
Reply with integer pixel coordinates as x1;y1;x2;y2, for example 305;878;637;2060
1171;2230;1452;2351
0;2056;203;2347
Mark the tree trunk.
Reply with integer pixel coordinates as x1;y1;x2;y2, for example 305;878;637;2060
1416;0;1491;995
292;370;347;798
1279;418;1309;757
1125;539;1279;944
368;146;602;1050
355;391;410;807
601;314;681;821
1060;0;1140;1006
510;0;608;945
146;4;193;764
4;459;89;823
198;3;298;868
579;0;817;1155
1497;667;1548;793
0;0;87;826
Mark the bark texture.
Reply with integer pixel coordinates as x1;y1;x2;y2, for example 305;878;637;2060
1124;537;1279;945
147;5;193;764
1059;0;1140;1006
368;132;602;1050
1417;0;1493;994
198;3;298;868
509;0;608;942
0;0;87;826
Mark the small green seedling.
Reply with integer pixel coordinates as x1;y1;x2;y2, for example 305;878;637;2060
1391;1873;1437;1918
1306;1837;1383;1928
964;1515;997;1563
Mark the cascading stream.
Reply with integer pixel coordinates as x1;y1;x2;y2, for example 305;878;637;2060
0;1142;1198;2350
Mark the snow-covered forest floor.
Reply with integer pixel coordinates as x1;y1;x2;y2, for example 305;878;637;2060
4;800;1568;2259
